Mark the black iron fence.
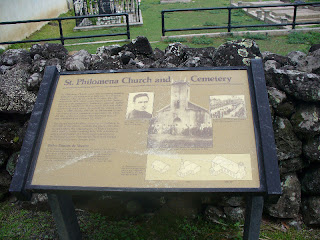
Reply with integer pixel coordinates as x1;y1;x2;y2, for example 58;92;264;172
0;13;130;46
161;2;320;36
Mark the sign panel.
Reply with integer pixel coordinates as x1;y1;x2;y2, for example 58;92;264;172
29;70;260;189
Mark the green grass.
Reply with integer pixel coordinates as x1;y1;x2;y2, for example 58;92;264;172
191;36;214;45
287;31;320;45
4;0;320;55
1;200;320;239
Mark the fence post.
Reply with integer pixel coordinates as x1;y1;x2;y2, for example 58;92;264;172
228;8;232;32
58;19;64;45
162;11;165;36
125;14;130;40
292;5;297;29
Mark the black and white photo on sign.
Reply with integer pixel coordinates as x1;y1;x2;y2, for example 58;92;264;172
148;81;213;148
126;92;154;119
209;95;247;119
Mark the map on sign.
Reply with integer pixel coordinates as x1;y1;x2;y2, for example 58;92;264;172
30;70;260;190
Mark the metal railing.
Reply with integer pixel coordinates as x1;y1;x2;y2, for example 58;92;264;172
0;13;131;46
161;2;320;36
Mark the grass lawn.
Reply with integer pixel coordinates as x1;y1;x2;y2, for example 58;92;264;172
5;0;320;55
1;199;320;239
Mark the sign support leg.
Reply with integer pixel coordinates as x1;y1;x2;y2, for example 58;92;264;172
48;194;82;240
243;195;264;240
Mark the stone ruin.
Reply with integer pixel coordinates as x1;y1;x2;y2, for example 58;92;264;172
0;37;320;227
73;0;142;29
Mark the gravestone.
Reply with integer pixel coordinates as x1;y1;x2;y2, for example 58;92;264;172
73;0;143;30
98;0;112;14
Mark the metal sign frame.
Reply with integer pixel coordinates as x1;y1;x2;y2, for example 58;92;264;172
10;59;281;240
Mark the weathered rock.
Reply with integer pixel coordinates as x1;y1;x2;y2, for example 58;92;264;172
0;49;32;66
46;58;63;72
165;42;189;57
268;87;287;109
272;69;320;102
224;206;245;222
0;149;9;168
90;55;122;70
302;197;320;225
275;101;295;119
261;51;272;59
287;51;306;67
205;206;226;222
264;60;281;86
120;51;135;65
303;135;320;162
96;45;121;58
266;173;301;218
309;44;320;53
153;48;165;60
0;170;11;201
273;117;302;160
301;167;320;195
121;36;153;57
186;47;215;59
30;193;48;205
31;59;47;73
180;47;215;67
264;60;281;73
291;104;320;138
263;52;289;66
31;57;63;74
298;49;320;75
219;196;245;207
162;42;189;66
0;122;24;150
279;157;305;174
65;50;91;71
0;64;36;114
6;152;19;176
27;73;42;91
0;65;12;75
181;56;202;67
30;43;68;60
150;60;176;69
212;39;261;67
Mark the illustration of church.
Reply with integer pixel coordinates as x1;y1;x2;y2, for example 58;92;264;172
148;81;212;148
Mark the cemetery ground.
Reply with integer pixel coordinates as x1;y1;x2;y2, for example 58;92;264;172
1;198;320;239
3;0;320;55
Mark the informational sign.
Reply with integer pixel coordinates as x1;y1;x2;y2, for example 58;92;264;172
29;70;260;189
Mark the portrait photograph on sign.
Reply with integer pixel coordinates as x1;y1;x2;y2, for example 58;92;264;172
126;92;154;119
28;69;261;190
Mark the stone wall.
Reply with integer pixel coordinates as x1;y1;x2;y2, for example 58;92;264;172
0;37;319;226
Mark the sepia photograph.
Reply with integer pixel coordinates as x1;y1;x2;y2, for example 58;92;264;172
209;95;247;119
147;81;213;148
126;92;154;119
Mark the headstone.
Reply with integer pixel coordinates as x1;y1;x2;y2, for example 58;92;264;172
256;10;263;19
73;0;89;26
98;0;112;14
73;0;142;29
264;10;271;20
